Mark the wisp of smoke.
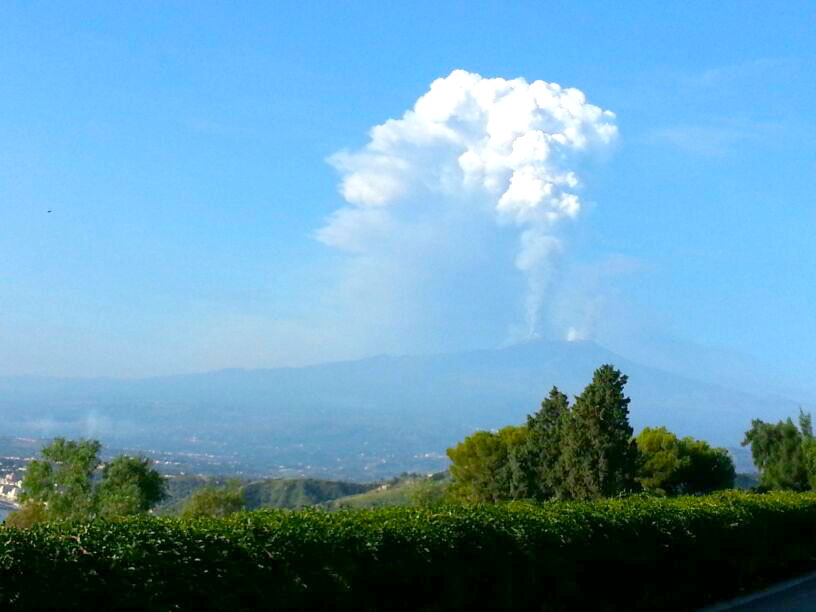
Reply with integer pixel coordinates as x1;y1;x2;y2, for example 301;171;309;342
319;69;616;341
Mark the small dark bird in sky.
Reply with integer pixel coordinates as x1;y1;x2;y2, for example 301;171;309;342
47;210;53;213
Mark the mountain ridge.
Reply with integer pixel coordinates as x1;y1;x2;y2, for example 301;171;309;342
0;340;803;479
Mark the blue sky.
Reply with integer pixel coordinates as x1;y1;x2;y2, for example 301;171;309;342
1;1;815;393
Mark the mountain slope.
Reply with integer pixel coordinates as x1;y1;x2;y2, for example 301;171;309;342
0;340;803;479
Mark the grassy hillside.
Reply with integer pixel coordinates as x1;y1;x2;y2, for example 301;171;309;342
322;472;450;509
154;475;220;514
242;478;374;509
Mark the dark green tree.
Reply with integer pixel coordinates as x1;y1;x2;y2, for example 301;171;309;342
743;410;812;491
637;426;735;495
96;455;167;518
635;426;679;495
19;438;101;521
559;365;639;500
509;387;569;500
12;437;166;525
446;425;527;503
677;436;736;494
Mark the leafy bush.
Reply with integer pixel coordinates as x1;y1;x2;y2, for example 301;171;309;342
0;492;815;609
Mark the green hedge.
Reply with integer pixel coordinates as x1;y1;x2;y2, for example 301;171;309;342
2;491;816;610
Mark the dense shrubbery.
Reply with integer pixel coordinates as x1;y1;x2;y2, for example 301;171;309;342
1;492;815;610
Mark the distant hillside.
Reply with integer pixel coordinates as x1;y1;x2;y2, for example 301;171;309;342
734;473;760;490
157;476;376;515
0;340;805;479
242;478;374;509
158;469;757;514
322;473;451;510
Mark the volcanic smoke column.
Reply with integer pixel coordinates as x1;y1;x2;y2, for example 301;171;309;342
319;70;617;340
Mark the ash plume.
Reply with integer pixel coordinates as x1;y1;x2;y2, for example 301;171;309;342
319;70;617;342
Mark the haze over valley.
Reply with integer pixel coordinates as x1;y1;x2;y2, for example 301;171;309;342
2;3;815;486
0;339;793;478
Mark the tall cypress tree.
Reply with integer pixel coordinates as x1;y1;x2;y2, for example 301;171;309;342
510;386;569;500
560;364;639;500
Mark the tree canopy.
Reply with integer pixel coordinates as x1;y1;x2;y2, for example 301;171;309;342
96;455;167;518
743;410;813;491
446;425;527;503
9;437;166;526
19;438;102;521
447;364;643;503
509;387;568;501
637;426;735;495
559;365;639;500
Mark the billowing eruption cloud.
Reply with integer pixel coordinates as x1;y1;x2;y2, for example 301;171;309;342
318;70;616;341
